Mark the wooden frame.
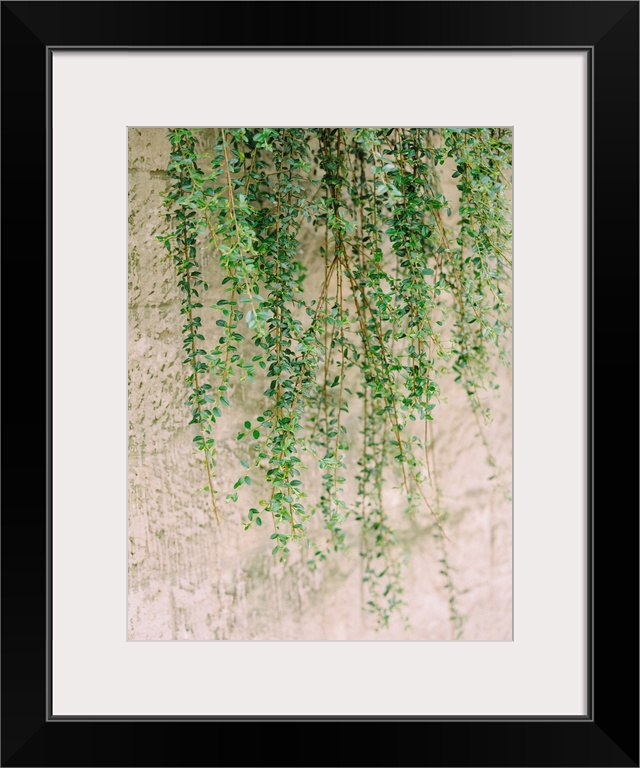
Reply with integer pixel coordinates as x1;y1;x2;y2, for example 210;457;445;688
2;2;637;765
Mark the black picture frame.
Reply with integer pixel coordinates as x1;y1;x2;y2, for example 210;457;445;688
2;2;637;766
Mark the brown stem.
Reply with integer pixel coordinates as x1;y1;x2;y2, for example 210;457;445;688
183;253;220;526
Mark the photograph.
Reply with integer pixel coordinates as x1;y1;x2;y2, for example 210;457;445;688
4;0;636;758
127;126;513;641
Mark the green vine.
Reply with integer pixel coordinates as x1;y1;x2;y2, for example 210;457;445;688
158;127;512;635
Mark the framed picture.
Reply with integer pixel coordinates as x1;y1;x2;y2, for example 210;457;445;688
2;2;637;766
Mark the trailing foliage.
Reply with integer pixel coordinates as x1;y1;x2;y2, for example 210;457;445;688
158;127;512;635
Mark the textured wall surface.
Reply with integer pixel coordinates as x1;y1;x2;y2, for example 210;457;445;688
128;127;512;641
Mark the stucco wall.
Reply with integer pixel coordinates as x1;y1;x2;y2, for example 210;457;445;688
127;127;512;641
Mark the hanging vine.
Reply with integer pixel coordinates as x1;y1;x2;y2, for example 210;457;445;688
158;127;512;635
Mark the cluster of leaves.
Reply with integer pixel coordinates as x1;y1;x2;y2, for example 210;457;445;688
158;127;512;634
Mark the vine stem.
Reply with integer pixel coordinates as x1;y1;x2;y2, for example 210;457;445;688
221;132;260;321
183;261;221;526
